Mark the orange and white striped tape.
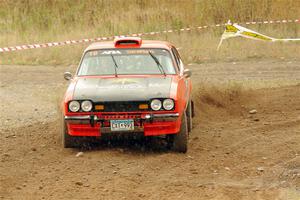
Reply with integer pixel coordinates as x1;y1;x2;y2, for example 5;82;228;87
0;19;298;53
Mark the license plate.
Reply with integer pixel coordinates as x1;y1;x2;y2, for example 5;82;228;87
110;119;134;131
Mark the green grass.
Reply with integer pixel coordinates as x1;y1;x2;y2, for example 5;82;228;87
0;0;299;65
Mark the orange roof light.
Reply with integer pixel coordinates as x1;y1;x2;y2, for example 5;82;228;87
114;37;142;48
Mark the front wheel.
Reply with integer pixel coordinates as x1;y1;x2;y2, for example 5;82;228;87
186;100;193;133
169;113;188;153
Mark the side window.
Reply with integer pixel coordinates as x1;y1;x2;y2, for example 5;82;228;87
171;47;180;71
172;47;184;73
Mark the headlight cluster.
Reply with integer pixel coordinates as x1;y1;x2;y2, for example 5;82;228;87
150;99;174;111
68;100;93;112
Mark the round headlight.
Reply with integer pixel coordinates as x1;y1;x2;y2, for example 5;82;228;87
150;99;162;111
69;101;80;112
81;100;93;112
163;99;174;110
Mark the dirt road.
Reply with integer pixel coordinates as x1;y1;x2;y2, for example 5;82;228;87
1;59;300;200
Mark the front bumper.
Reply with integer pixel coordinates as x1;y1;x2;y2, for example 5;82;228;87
64;113;180;137
65;113;179;123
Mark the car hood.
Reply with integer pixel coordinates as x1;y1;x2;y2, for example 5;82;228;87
73;77;173;102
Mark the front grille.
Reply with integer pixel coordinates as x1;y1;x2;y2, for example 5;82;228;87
94;101;149;112
99;113;143;127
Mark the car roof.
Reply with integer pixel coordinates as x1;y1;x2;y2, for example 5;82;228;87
84;39;174;52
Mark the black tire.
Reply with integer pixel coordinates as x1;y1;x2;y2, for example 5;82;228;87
62;119;81;148
172;113;188;153
186;100;193;133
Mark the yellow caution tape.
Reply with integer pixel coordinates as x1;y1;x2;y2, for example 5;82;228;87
217;20;300;50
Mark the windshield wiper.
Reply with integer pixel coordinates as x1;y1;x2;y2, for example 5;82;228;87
110;53;118;77
148;51;166;76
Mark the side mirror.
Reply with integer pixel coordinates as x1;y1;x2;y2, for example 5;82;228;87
183;69;192;78
64;72;73;81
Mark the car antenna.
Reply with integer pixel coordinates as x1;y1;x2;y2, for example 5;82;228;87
110;53;118;77
148;51;166;77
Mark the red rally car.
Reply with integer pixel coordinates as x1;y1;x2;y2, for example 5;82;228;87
62;37;194;152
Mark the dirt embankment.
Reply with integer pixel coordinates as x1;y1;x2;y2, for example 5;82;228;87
1;60;300;200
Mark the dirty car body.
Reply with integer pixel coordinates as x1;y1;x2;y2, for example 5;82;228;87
62;37;193;152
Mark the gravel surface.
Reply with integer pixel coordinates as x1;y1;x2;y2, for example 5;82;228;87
1;59;300;200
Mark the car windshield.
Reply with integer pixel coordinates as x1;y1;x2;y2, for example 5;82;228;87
77;48;176;76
